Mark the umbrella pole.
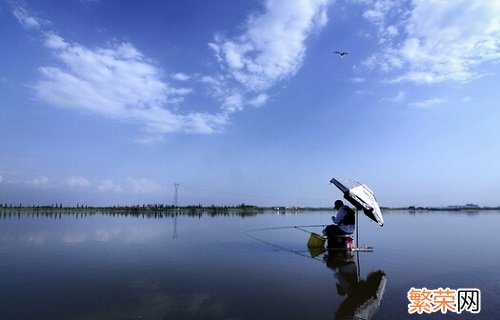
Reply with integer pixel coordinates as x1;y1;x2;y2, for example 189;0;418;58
355;209;359;249
356;248;361;280
355;209;361;278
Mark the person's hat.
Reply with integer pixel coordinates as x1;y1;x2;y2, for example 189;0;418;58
334;200;344;209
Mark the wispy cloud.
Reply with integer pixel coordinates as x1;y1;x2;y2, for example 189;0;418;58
97;178;163;194
248;93;269;107
361;0;405;45
14;1;332;139
350;77;366;83
97;180;123;193
26;176;52;188
361;1;500;84
35;32;226;134
7;173;168;197
172;73;191;81
126;177;163;194
66;176;91;188
208;0;331;112
12;6;43;29
386;90;406;103
210;0;330;91
409;97;446;108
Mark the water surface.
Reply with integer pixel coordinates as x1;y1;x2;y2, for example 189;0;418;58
1;209;499;319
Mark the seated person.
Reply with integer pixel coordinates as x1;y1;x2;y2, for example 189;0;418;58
323;200;355;240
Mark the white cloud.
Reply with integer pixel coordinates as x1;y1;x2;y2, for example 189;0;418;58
350;77;366;83
15;2;331;138
34;33;227;134
362;0;404;44
248;93;269;107
409;97;446;108
386;90;406;102
197;1;331;118
134;135;165;145
362;0;500;84
12;6;42;29
26;176;51;188
222;93;243;112
172;73;191;81
386;25;399;37
66;176;91;188
126;177;163;194
205;0;331;113
210;0;331;91
98;180;123;192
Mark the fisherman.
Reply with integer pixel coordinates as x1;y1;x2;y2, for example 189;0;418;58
323;200;355;247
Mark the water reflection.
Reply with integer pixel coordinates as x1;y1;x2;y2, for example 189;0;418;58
3;209;498;319
0;208;266;220
0;216;171;247
250;227;387;319
324;251;386;320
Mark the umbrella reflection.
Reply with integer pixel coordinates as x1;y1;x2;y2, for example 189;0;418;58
324;251;386;320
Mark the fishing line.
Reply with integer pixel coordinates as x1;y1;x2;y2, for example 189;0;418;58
245;224;327;233
244;225;329;263
244;231;325;262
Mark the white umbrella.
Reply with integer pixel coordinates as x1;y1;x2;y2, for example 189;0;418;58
330;178;384;227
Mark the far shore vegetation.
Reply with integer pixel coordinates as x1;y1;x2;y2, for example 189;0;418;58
1;202;500;217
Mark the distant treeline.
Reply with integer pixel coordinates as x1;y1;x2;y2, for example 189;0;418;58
0;203;328;211
0;203;334;219
1;203;498;216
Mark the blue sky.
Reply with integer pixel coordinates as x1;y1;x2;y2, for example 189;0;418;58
1;0;500;207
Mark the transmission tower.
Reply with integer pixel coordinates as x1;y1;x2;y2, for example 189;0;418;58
172;183;179;239
173;183;180;207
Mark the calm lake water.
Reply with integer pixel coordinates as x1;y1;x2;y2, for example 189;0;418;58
1;209;499;320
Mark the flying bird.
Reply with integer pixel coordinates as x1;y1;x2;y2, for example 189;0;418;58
334;51;349;57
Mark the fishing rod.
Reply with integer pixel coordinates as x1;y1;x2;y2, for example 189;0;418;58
245;224;327;233
246;224;374;251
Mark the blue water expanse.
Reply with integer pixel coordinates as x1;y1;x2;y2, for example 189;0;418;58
1;209;499;319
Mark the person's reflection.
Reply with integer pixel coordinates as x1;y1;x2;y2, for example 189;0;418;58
324;251;386;320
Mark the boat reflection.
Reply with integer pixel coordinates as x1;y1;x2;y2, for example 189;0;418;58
324;251;386;320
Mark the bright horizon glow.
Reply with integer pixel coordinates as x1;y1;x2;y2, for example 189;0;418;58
1;0;500;207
